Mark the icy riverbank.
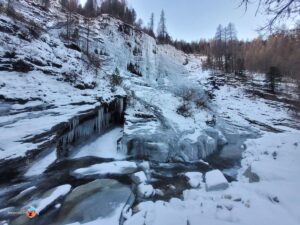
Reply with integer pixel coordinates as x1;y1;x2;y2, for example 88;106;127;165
124;129;300;225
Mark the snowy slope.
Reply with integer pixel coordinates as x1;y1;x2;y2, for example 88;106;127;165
0;0;226;164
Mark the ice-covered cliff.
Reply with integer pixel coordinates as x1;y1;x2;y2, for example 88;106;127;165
0;0;226;171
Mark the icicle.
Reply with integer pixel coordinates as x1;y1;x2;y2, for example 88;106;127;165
58;97;126;157
118;98;124;118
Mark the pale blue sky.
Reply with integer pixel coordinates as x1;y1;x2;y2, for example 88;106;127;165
79;0;267;41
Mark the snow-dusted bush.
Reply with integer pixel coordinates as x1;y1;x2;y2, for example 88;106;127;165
175;84;206;117
176;103;192;117
87;53;102;70
176;84;205;104
110;68;122;89
6;6;25;22
12;59;33;72
127;62;142;76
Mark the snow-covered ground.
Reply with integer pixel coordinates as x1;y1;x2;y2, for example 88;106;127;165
124;130;300;225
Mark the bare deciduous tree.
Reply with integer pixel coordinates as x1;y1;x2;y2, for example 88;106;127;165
240;0;300;29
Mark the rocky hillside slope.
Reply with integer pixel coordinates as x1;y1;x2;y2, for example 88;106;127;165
0;0;226;178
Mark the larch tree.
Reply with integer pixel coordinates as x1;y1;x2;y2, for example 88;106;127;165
137;18;143;29
157;10;168;43
84;0;97;17
148;13;155;37
213;24;224;68
65;0;78;40
226;23;238;72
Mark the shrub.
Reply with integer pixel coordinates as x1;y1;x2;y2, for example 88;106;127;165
4;51;16;59
110;68;122;87
133;46;142;56
176;103;192;117
175;85;206;116
87;53;102;69
65;43;81;52
6;7;25;22
195;99;205;108
127;62;142;76
0;3;5;14
27;20;43;38
12;59;33;72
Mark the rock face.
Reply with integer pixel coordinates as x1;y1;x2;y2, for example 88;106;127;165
243;166;260;183
57;97;126;158
205;170;229;191
55;179;133;225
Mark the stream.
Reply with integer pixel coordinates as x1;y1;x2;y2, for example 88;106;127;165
0;71;299;225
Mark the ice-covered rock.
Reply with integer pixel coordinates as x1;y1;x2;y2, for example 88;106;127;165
8;186;37;203
205;170;229;191
131;171;148;184
138;161;150;171
73;161;137;177
56;179;133;225
11;184;71;225
155;189;165;197
184;172;203;188
137;183;155;198
34;184;72;214
204;128;228;146
24;149;56;177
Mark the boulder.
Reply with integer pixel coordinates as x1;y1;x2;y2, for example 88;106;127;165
184;172;203;188
205;170;229;191
56;179;133;225
137;183;154;198
131;171;147;184
138;161;150;171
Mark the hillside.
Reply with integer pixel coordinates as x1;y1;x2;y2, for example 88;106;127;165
0;0;227;165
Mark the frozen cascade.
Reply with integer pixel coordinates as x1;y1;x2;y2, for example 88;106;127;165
57;98;125;158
